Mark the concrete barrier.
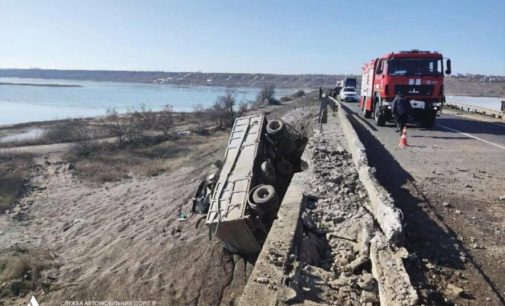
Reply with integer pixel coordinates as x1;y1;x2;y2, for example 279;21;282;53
239;150;310;306
330;97;404;244
240;104;416;305
370;233;418;305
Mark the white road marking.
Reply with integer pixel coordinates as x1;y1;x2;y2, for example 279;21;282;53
438;124;505;151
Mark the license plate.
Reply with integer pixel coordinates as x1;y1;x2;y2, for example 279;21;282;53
410;100;425;109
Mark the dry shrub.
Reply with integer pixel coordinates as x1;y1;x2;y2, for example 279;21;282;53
156;104;174;136
102;105;175;146
256;84;279;105
0;248;54;295
206;90;236;128
66;132;228;183
0;154;32;213
42;119;93;143
237;101;249;116
293;89;305;98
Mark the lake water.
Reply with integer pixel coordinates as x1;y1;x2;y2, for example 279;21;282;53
0;77;294;126
445;95;503;111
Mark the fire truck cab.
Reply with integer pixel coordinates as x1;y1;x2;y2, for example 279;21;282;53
360;50;451;127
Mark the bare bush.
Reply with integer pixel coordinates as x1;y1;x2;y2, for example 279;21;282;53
0;153;32;213
0;248;54;293
102;108;144;146
157;104;174;136
134;104;157;130
193;104;209;125
43;119;90;143
208;90;236;128
293;89;305;97
256;84;278;105
237;101;249;116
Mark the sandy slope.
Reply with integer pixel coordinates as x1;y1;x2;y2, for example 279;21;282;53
2;155;253;305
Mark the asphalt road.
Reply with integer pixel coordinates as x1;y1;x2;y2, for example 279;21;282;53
340;101;505;305
344;101;505;149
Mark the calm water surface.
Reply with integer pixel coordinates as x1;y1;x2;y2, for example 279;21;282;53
0;77;294;125
445;95;503;111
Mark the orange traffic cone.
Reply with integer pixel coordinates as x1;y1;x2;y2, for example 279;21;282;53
399;127;408;147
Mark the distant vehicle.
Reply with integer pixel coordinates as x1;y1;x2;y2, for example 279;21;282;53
333;77;358;98
360;50;451;127
343;77;357;89
339;87;359;102
205;114;306;253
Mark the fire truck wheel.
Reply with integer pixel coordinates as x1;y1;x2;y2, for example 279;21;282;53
374;102;386;126
422;114;436;128
266;119;285;137
252;185;279;206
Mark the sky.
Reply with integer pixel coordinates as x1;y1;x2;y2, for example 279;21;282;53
0;0;504;75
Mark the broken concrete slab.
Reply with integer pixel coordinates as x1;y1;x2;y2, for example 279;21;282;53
370;233;418;305
332;98;403;244
240;107;416;306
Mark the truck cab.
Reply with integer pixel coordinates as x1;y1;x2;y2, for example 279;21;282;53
360;50;451;127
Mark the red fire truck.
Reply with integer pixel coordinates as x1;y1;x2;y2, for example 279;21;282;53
360;50;451;127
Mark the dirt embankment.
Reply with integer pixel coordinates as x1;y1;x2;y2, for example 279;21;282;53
0;94;319;305
1;149;255;305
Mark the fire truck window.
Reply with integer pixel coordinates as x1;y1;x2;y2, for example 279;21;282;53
388;58;443;76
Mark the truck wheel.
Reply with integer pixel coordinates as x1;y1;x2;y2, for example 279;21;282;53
266;120;285;138
374;102;385;126
362;99;372;118
260;160;276;183
422;114;436;128
252;185;279;207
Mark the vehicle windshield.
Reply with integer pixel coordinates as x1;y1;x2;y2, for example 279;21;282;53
387;58;442;76
343;88;355;92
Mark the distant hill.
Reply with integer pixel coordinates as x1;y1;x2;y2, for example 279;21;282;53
0;69;502;97
445;75;505;97
0;68;350;89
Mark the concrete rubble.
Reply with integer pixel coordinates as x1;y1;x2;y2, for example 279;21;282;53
240;108;417;305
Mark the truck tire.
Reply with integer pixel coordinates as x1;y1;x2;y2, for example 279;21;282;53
266;120;285;138
422;113;436;128
373;97;386;126
260;160;276;183
252;185;279;207
362;99;372;118
374;100;386;126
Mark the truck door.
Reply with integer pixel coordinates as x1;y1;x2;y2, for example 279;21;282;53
374;59;385;97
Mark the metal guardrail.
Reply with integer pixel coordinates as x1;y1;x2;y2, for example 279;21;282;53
445;101;504;120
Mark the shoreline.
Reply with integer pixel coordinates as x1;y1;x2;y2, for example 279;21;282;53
0;82;82;88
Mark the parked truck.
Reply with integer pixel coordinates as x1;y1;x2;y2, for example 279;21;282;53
360;50;451;127
205;114;306;253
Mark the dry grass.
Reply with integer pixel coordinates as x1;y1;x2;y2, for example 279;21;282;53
0;154;32;213
0;248;54;295
67;132;228;183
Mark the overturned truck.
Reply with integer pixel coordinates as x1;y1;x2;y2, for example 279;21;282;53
205;114;306;253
